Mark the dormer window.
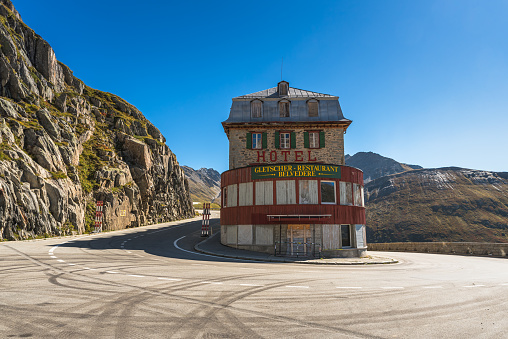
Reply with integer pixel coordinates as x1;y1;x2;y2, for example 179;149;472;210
278;81;289;96
251;100;262;118
279;100;290;117
308;99;318;117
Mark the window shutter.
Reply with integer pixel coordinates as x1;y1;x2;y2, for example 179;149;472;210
275;131;280;149
290;131;296;149
246;132;252;149
319;131;325;148
304;131;309;148
262;132;267;149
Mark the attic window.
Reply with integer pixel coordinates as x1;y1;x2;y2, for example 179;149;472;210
278;81;289;96
251;100;262;118
308;100;318;117
279;100;290;117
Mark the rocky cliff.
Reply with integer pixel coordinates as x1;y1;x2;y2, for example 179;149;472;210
365;167;508;243
0;0;194;240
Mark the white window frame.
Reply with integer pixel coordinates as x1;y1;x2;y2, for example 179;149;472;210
320;180;336;204
252;133;262;149
309;131;319;149
280;132;290;149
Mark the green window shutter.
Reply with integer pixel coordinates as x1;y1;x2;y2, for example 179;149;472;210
246;132;252;149
262;132;267;149
319;131;325;148
275;131;280;149
290;131;296;149
303;131;309;148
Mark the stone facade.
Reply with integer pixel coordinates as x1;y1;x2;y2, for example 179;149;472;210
228;126;345;170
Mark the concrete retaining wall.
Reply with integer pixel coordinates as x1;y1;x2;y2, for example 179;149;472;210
368;242;508;257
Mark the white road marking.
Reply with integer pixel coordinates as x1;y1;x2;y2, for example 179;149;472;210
500;283;508;286
381;287;404;289
57;259;65;262
158;278;182;281
105;271;119;274
336;286;362;289
285;285;309;289
127;251;132;254
50;256;57;258
239;283;263;287
200;281;223;284
49;246;59;253
173;236;223;258
423;286;443;289
128;275;145;278
67;263;76;266
464;285;485;288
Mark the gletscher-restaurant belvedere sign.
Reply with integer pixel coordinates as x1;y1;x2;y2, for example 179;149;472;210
251;164;341;180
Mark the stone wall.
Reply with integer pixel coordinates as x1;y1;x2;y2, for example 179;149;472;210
369;242;508;258
228;126;344;170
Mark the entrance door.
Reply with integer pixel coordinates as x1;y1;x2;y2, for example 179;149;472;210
287;224;312;256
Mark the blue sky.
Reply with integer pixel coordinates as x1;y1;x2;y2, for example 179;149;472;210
14;0;508;173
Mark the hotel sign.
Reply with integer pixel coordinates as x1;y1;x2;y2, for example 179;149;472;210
251;164;341;179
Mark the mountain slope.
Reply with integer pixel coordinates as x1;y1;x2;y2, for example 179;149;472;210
0;0;193;240
181;166;221;204
346;152;422;183
365;167;508;243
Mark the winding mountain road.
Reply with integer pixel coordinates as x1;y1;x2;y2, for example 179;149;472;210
1;216;507;338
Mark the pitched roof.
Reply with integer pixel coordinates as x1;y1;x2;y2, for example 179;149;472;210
234;86;336;99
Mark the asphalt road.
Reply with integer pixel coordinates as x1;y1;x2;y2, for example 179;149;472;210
1;216;507;338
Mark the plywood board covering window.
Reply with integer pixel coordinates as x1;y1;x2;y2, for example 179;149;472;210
340;182;353;206
308;100;318;117
299;180;318;204
255;181;273;205
354;183;363;207
251;100;262;118
238;182;253;206
227;184;237;207
276;180;296;205
279;101;290;117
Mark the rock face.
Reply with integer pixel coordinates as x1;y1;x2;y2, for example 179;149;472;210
345;152;422;183
365;167;508;243
0;0;194;240
181;166;221;204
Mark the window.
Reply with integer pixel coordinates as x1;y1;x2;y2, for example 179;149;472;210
222;187;227;208
340;182;353;205
309;132;319;149
227;184;237;207
320;181;336;204
280;132;290;149
255;181;273;205
238;182;253;206
299;180;318;204
278;81;288;96
251;100;262;118
308;100;318;117
354;183;363;207
279;101;290;117
252;133;262;149
276;180;296;205
355;225;366;248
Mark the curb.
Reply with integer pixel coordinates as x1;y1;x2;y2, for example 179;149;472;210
194;233;398;265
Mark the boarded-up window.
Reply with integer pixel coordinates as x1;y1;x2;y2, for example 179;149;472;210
355;225;366;248
299;180;318;204
279;101;290;117
276;180;296;205
222;187;227;208
255;181;273;205
322;225;340;250
354;183;363;206
251;100;262;118
339;182;353;205
227;184;237;207
238;182;253;206
308;100;318;117
278;82;288;96
320;181;336;204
